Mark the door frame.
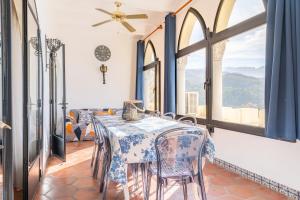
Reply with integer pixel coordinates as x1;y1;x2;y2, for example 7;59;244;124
22;0;44;199
48;42;66;161
1;0;13;198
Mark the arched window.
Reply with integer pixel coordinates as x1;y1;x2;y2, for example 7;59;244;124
143;41;160;111
214;0;266;32
176;8;207;120
144;42;156;66
212;0;267;130
178;9;206;50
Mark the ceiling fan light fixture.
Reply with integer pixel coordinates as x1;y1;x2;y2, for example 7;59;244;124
93;1;148;33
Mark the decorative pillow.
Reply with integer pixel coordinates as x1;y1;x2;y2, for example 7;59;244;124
78;110;93;125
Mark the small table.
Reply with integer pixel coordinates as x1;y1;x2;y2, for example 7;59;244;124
96;115;215;200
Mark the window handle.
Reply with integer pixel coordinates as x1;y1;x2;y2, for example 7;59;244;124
0;121;11;130
204;79;211;90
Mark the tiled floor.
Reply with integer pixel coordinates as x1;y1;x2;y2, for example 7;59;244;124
34;141;288;200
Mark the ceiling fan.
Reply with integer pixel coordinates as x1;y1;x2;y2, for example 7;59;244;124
92;1;148;32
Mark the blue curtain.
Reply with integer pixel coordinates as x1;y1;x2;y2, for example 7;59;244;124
136;40;145;100
265;0;300;141
164;14;176;113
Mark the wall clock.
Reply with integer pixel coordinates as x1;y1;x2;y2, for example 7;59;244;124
95;45;111;62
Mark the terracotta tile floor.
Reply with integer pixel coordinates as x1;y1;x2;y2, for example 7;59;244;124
34;141;288;200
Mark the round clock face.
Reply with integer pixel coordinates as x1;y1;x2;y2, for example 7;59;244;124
95;45;111;62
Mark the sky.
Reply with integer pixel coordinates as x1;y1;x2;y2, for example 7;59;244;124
183;0;266;70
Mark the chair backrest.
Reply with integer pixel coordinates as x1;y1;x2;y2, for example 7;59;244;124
114;108;123;116
91;116;112;156
178;116;197;126
91;115;103;141
145;110;161;117
155;127;207;176
162;112;176;120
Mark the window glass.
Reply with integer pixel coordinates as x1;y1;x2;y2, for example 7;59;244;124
143;68;156;111
177;49;206;118
144;43;156;65
212;25;266;127
179;11;204;50
216;0;265;32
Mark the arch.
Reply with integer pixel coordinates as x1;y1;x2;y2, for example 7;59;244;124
144;40;157;66
214;0;266;32
178;8;207;51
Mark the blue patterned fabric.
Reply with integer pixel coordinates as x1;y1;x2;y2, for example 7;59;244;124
96;115;215;185
265;0;300;141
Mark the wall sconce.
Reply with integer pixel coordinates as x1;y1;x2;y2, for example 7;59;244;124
100;64;108;84
29;37;41;56
46;38;63;71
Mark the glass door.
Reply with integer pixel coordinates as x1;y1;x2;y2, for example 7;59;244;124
24;0;43;199
48;41;66;161
0;0;13;199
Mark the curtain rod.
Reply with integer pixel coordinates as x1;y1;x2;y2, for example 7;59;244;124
143;0;193;41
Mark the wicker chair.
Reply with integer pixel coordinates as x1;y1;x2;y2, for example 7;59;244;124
145;127;207;200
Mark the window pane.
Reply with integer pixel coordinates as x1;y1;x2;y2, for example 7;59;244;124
216;0;265;32
212;25;266;127
143;68;156;111
144;44;155;65
177;49;206;118
179;12;204;50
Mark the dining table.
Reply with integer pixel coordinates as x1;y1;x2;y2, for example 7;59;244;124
95;114;215;200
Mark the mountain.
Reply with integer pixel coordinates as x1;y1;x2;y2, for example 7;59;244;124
184;68;264;108
223;66;265;78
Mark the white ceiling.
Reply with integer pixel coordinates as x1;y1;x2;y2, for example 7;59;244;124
41;0;184;36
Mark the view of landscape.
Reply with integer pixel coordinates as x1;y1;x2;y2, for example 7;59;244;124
185;66;264;109
177;21;266;127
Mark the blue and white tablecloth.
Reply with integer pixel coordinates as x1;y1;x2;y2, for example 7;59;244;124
95;115;215;185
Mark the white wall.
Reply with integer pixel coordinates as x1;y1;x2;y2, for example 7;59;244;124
39;1;137;110
214;129;300;190
143;0;300;191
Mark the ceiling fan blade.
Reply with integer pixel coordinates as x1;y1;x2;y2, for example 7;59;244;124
95;8;113;16
121;21;136;32
92;19;113;27
125;14;148;19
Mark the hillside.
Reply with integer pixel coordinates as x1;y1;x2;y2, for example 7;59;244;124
185;69;264;108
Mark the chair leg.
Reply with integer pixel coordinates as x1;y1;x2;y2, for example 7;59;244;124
102;169;110;200
91;142;97;167
100;152;108;192
156;178;160;200
182;181;188;200
131;164;139;191
198;173;207;200
145;171;152;200
93;145;101;179
141;163;149;200
160;182;164;200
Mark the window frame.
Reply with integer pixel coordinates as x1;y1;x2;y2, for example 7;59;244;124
1;0;13;197
143;40;161;112
176;8;209;125
175;2;267;136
